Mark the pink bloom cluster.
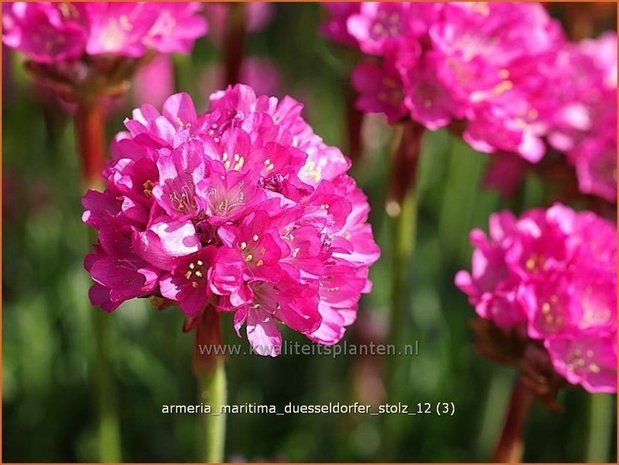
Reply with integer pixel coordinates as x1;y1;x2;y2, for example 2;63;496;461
322;2;564;162
322;3;618;202
455;204;616;393
2;2;207;63
82;85;380;356
544;33;617;202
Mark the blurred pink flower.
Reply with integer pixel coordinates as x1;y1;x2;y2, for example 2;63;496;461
320;3;361;46
347;2;413;56
3;2;208;63
2;46;11;101
345;2;438;55
399;51;462;130
237;57;281;96
83;85;380;355
351;47;409;124
570;136;616;202
132;54;174;108
483;152;529;198
456;204;617;393
327;3;616;202
3;2;207;106
322;2;564;163
544;33;617;202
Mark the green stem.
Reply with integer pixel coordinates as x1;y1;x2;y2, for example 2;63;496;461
585;394;613;462
387;185;417;363
92;310;122;462
76;98;121;461
382;184;417;460
345;86;364;164
194;310;227;463
493;378;533;462
382;122;424;459
193;306;227;463
173;54;197;99
199;356;227;463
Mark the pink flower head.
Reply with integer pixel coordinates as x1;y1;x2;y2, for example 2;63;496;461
340;2;439;55
483;152;529;198
3;2;207;63
322;2;565;163
544;33;617;202
320;3;361;47
456;204;617;393
570;135;617;202
347;2;412;56
83;85;380;356
430;3;562;69
463;94;547;163
399;51;462;130
351;45;409;124
429;3;562;159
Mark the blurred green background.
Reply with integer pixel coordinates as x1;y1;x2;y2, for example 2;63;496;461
2;3;617;462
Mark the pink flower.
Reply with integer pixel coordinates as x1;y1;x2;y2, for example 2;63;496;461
83;85;380;356
3;3;86;63
3;2;207;63
544;33;617;202
343;2;438;55
347;3;412;56
3;3;207;104
160;246;218;317
570;136;617;202
238;57;282;97
132;54;174;108
399;51;462;130
320;3;361;47
456;204;617;393
351;56;408;124
462;88;548;163
430;3;562;69
483;152;529;198
545;333;616;394
429;3;561;159
322;2;565;163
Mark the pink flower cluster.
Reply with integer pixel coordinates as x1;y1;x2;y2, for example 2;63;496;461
544;33;617;202
321;3;617;201
82;85;380;356
455;204;616;393
2;2;207;63
322;2;563;162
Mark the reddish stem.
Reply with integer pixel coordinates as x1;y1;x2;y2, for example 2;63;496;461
346;87;364;164
223;3;246;86
493;378;534;462
75;100;105;187
386;121;425;217
193;309;225;376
